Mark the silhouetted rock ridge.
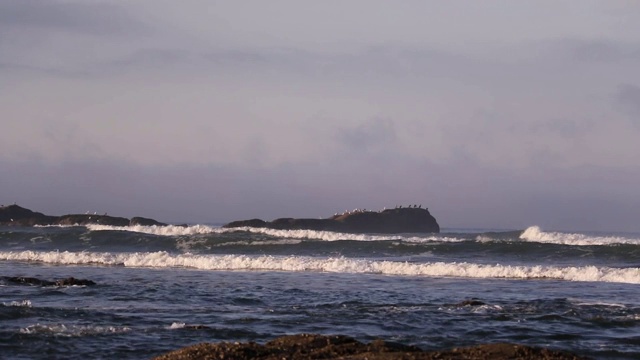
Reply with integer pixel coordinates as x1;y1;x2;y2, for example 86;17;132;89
0;204;166;226
224;206;440;233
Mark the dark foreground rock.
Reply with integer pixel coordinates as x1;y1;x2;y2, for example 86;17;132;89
153;334;588;360
1;276;96;286
224;206;440;233
0;204;166;226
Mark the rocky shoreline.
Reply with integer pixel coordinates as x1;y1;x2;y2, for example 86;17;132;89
153;334;588;360
0;204;165;226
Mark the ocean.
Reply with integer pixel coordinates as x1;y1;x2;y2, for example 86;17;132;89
1;224;639;359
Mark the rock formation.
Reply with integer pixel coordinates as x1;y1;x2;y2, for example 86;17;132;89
1;276;96;286
224;207;440;233
0;204;166;227
152;334;588;360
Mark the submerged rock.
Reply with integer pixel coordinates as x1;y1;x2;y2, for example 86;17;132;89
2;276;53;286
54;277;97;286
456;299;487;306
224;207;440;233
152;334;588;360
2;276;96;286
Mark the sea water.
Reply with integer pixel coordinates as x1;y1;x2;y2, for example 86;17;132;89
1;225;639;359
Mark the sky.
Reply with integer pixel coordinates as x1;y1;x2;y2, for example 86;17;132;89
1;0;640;232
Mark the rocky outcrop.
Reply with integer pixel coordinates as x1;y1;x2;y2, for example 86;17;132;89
224;207;440;233
153;334;588;360
56;214;130;226
130;216;166;226
0;204;166;227
1;276;96;286
0;205;55;226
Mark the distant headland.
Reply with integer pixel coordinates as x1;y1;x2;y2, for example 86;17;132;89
1;204;440;233
0;204;165;227
224;205;440;233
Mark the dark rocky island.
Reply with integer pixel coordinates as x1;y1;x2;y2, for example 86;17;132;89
153;334;588;360
0;204;165;227
224;206;440;233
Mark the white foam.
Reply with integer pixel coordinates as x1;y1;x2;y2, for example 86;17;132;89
2;250;639;284
573;301;627;308
20;323;131;336
210;239;303;247
520;226;640;246
85;224;463;243
2;299;32;307
475;235;493;243
86;224;223;236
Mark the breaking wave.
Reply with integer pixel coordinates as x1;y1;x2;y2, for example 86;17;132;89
2;300;32;307
1;250;638;284
20;323;131;337
85;224;464;243
520;226;640;246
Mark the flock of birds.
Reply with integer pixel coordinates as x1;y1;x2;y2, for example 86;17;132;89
334;204;425;217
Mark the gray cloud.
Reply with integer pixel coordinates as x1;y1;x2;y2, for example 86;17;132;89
615;84;640;126
0;0;147;35
337;118;398;154
559;39;640;63
3;2;640;232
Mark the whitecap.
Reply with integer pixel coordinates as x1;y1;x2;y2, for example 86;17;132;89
85;224;464;243
2;250;640;284
20;323;131;336
2;299;32;307
519;226;640;246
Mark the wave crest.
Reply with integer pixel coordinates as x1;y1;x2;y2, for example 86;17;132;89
519;226;640;246
2;250;638;284
85;224;464;243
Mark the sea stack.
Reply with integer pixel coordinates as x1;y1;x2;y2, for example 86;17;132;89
223;206;440;233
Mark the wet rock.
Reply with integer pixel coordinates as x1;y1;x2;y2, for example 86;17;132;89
2;276;96;287
183;325;211;330
54;277;96;286
153;334;589;360
2;276;54;286
456;299;487;306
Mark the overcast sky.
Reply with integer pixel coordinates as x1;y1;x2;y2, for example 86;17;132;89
2;1;640;232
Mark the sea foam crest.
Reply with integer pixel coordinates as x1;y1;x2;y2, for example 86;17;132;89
520;226;640;246
20;323;131;336
85;224;461;243
2;299;32;307
2;250;639;284
241;227;460;243
86;224;223;236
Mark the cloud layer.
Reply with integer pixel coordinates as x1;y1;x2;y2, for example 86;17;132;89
2;1;640;231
